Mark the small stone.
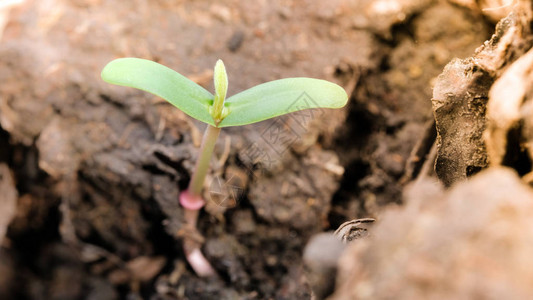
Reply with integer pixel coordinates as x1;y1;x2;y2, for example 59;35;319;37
227;30;244;52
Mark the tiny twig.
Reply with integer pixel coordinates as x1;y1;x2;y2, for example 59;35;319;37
482;0;514;11
216;135;231;170
334;218;375;243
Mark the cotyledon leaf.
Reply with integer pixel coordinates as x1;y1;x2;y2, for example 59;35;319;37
101;58;216;126
218;78;348;127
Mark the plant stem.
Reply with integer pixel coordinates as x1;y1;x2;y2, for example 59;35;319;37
189;124;221;196
179;124;221;277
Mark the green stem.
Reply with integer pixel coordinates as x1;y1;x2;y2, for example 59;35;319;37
179;124;220;277
188;124;221;197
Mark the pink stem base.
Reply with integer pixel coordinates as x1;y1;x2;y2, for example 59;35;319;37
179;190;206;210
179;189;216;277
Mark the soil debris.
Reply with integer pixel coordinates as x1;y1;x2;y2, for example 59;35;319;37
432;1;533;185
0;163;16;244
332;167;533;300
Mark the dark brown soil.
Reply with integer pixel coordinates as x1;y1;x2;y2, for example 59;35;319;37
2;0;528;299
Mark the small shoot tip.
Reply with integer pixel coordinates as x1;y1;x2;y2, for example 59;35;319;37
211;59;229;125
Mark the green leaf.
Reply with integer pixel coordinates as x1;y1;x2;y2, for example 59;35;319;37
210;59;229;124
218;78;348;127
101;58;216;126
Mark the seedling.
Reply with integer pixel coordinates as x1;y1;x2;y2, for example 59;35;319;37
101;58;348;277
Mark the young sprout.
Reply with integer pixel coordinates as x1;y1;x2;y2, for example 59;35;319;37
101;58;348;277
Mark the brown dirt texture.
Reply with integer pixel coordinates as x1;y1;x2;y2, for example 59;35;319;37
0;0;532;299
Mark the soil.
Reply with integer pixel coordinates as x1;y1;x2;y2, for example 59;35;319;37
0;0;531;300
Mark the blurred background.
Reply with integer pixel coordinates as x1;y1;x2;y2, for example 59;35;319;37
0;0;523;299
